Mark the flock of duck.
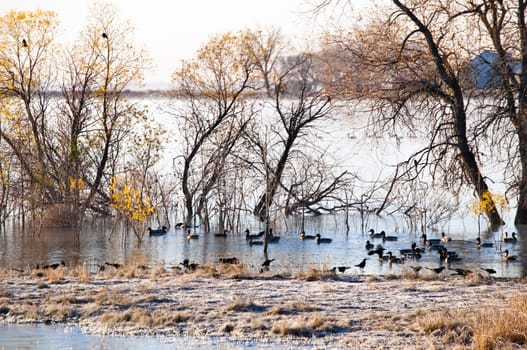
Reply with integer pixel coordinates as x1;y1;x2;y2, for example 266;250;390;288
143;224;521;277
344;228;521;276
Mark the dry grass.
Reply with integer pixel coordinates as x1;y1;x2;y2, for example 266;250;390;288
472;295;527;350
271;314;335;337
224;297;265;313
266;301;319;315
293;268;337;281
418;295;527;349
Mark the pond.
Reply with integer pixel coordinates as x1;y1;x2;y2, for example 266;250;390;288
0;212;525;279
0;323;303;349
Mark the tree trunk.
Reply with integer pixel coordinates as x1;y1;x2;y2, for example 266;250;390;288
515;123;527;225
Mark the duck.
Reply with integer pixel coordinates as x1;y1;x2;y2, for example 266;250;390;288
381;231;398;242
337;266;351;273
441;232;452;242
148;226;168;236
43;260;66;269
451;268;471;276
410;266;422;274
300;231;316;240
368;246;386;260
245;229;261;241
365;240;374;250
368;228;383;239
262;258;275;267
439;247;460;262
316;234;332;244
503;249;517;261
105;262;122;269
267;229;280;243
425;266;445;274
219;257;239;264
186;230;199;240
480;267;496;275
476;237;493;248
411;242;425;254
355;258;367;270
214;229;228;237
504;232;518;243
387;251;404;264
180;259;199;271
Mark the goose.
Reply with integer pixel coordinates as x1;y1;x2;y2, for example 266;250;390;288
441;232;452;242
410;266;422;273
262;259;275;267
219;257;239;264
214;229;228;237
245;229;261;241
368;228;383;239
105;262;122;269
381;231;398;242
186;230;199;240
337;266;351;273
180;259;199;271
476;237;493;248
368;246;386;260
300;231;316;240
504;232;518;243
316;234;332;244
387;251;404;264
43;260;66;269
425;266;445;274
480;267;496;275
355;258;367;270
148;226;168;236
503;249;518;261
451;268;471;276
266;229;280;243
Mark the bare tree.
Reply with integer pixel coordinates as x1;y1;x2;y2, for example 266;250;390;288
321;0;505;228
170;31;258;229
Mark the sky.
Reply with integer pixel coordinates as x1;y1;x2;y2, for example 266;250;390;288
1;0;372;88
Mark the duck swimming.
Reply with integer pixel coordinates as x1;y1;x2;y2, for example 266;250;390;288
441;232;452;242
316;234;332;244
476;237;493;248
369;228;383;239
504;232;518;243
186;230;199;240
300;231;316;240
381;231;398;242
503;249;518;261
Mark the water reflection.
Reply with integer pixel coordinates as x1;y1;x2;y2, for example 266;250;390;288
0;213;525;278
0;324;301;349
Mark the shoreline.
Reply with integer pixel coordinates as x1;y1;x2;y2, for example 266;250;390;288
0;265;526;349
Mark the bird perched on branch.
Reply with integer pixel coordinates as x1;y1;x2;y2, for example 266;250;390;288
102;32;108;39
22;39;27;47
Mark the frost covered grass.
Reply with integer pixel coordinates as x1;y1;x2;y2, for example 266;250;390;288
0;263;525;348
